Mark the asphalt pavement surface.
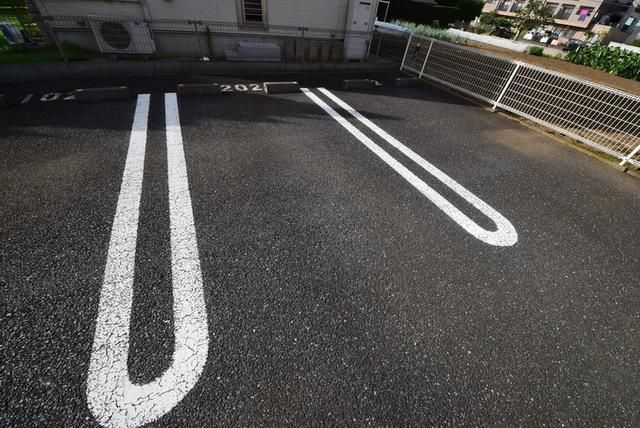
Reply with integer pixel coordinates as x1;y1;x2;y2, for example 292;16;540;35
2;73;639;427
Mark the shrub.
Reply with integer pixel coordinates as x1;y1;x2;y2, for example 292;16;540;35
631;40;640;48
529;46;544;56
566;44;640;81
470;23;492;34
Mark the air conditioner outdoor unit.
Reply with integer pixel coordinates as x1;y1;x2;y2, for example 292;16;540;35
89;17;155;54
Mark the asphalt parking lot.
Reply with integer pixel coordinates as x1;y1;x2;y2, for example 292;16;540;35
2;74;640;427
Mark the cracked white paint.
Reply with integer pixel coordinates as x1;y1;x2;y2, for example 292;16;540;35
303;88;518;247
87;93;209;427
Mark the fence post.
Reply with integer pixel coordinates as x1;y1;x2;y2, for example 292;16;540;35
419;39;434;79
619;143;640;167
300;27;306;63
400;33;413;71
492;61;521;111
375;32;383;59
192;21;203;58
42;18;69;66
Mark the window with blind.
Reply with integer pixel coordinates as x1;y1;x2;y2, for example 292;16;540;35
243;0;264;23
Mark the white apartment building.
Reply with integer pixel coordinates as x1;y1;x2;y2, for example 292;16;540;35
31;0;381;60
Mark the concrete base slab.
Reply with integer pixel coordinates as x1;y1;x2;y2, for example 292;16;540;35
177;83;223;96
0;60;398;83
343;79;376;90
263;82;300;94
393;77;421;87
74;86;131;102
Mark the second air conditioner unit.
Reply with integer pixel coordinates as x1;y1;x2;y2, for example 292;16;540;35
89;17;156;54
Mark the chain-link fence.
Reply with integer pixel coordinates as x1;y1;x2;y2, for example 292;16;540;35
397;33;640;168
369;31;408;62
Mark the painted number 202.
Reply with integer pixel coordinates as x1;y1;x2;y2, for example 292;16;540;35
220;83;262;92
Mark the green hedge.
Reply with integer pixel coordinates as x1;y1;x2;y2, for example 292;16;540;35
566;44;640;81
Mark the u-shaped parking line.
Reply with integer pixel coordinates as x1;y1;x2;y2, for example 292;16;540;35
302;88;518;247
86;93;209;428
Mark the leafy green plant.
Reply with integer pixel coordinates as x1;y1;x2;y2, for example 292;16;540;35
566;44;640;81
391;19;465;43
0;31;9;51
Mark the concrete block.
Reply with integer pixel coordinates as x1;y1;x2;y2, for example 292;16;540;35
343;79;375;90
153;61;182;76
69;63;102;79
74;86;131;102
263;81;300;94
176;83;222;96
394;77;421;87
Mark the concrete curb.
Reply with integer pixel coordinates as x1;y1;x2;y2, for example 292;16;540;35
177;83;222;96
393;77;421;87
343;79;376;90
263;81;300;94
74;86;131;102
0;60;399;83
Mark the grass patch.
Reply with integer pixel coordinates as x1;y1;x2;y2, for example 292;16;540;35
0;40;92;64
391;20;466;43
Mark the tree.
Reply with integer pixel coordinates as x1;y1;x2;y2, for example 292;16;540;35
388;0;484;27
512;0;553;40
479;12;514;29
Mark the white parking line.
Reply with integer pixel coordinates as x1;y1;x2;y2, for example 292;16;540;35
87;93;209;428
302;88;517;247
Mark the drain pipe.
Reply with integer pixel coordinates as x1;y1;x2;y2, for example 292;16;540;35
138;0;151;20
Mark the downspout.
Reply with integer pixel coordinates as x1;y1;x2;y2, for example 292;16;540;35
137;0;151;20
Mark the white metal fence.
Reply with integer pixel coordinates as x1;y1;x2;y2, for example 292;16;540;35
399;33;640;168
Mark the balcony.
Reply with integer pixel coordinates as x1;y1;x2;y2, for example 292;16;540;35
555;7;575;20
497;1;513;11
510;1;525;12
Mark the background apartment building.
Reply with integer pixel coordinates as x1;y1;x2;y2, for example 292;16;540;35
482;0;637;44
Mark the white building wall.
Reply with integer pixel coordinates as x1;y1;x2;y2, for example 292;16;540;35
267;0;349;29
144;0;237;21
35;0;356;31
34;0;144;18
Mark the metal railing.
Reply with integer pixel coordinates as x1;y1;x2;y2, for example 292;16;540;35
21;15;376;64
397;33;640;168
